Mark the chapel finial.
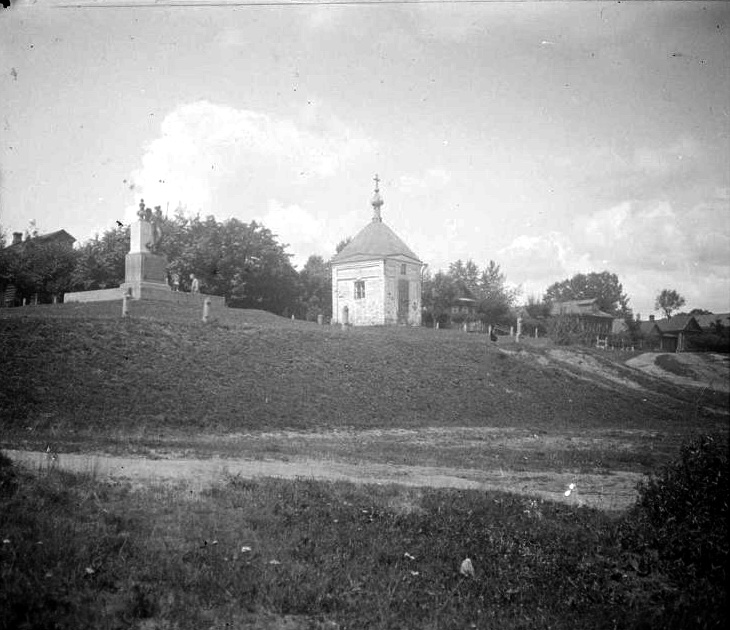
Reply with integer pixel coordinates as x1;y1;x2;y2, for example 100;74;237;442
371;173;384;223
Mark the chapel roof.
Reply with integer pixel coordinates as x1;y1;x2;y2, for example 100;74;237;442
331;175;422;265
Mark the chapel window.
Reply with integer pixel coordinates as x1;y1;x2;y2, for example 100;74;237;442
354;280;365;300
401;264;407;275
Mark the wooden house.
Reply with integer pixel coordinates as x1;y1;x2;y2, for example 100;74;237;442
549;298;614;336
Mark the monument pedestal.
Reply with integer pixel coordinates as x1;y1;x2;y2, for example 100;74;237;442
120;251;171;299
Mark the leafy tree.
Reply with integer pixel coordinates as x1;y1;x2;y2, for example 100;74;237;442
2;238;76;303
544;271;630;317
71;227;129;290
422;259;517;326
422;270;458;326
689;308;712;316
298;255;332;321
524;294;550;319
655;289;686;319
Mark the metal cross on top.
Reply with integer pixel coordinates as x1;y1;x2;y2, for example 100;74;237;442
373;173;380;192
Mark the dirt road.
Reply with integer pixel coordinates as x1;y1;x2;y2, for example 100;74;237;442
6;448;642;512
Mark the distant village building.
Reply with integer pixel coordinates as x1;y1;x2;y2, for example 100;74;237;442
549;298;614;336
639;314;703;353
1;229;76;307
331;176;424;326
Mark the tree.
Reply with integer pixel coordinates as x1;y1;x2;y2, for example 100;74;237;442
3;238;76;303
71;226;129;290
655;289;686;319
298;255;332;321
544;271;630;317
422;270;458;326
422;259;518;326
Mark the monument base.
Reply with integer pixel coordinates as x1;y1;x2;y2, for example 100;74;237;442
65;284;225;307
126;252;167;285
64;288;124;303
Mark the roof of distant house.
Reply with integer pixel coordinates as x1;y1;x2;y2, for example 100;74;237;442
5;229;76;249
653;314;703;334
693;313;730;330
638;321;661;336
549;298;613;319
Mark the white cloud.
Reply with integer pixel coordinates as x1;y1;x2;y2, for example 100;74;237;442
256;199;334;270
499;232;591;291
580;198;729;274
127;100;375;216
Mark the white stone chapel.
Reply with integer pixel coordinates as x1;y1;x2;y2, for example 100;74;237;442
331;176;424;326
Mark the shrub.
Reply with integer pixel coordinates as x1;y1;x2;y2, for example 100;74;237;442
621;433;729;627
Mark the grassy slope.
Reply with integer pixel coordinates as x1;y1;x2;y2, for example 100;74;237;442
1;304;727;629
1;301;721;438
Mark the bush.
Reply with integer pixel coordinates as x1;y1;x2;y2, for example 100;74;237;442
545;315;594;346
620;433;729;627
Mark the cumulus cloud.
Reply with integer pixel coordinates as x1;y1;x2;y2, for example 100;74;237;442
499;232;592;290
580;197;729;274
256;199;335;270
499;192;730;313
125;100;375;220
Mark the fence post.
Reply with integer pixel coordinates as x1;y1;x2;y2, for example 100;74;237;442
202;297;211;323
122;291;129;317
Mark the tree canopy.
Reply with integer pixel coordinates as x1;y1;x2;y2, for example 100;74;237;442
655;289;686;319
423;258;518;325
544;271;630;317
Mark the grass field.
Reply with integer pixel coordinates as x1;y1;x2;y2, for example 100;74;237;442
1;301;728;628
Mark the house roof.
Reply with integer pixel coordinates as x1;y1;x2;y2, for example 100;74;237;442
639;321;661;336
654;314;703;334
331;219;421;265
549;298;613;319
694;313;730;330
6;229;76;249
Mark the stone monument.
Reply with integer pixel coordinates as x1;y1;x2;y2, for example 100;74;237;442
119;200;171;300
64;200;225;307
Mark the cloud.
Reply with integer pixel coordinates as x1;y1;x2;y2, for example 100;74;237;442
498;232;592;296
126;100;375;217
498;192;730;313
256;199;335;270
580;197;729;274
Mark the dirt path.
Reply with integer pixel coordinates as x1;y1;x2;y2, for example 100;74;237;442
6;449;642;512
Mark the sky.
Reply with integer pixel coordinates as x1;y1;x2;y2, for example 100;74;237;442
1;0;728;317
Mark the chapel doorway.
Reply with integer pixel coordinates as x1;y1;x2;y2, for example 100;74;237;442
397;279;409;324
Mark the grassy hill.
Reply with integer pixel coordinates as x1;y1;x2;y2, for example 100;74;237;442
1;301;724;448
1;301;728;629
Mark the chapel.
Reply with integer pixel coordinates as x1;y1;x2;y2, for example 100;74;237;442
331;176;423;326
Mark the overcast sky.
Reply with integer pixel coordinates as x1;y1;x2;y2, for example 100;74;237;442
1;0;728;316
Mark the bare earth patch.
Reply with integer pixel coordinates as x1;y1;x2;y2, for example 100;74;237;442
7;446;642;512
627;352;730;392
